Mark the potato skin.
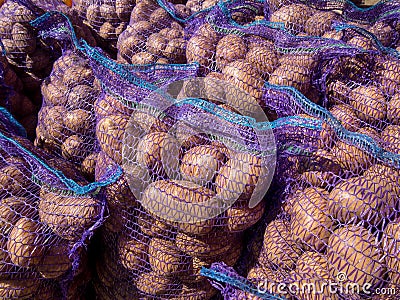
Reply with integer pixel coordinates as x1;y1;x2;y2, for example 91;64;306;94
350;85;386;124
215;35;247;70
7;218;46;268
39;192;101;241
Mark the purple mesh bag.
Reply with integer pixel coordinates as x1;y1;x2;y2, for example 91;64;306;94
0;127;122;299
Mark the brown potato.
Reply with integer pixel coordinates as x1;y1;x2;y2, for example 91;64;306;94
378;59;400;97
270;4;314;34
382;220;400;284
226;199;265;232
7;218;46;267
62;65;94;88
81;152;98;182
163;38;186;63
118;234;149;272
348;35;374;50
0;165;30;197
215;152;265;202
116;0;135;21
0;278;39;299
149;238;190;275
131;51;155;64
245;46;279;79
99;22;115;40
388;93;400;125
41;80;68;106
39;192;101;241
12;23;36;54
136;271;181;296
329;104;360;131
86;4;102;25
95;94;132;118
180;145;225;185
61;135;88;163
222;59;264;104
215;35;247;70
260;219;301;270
96;114;130;164
63;109;93;135
142;180;215;235
327;225;385;288
0;197;37;235
305;11;338;36
130;2;158;23
328;175;396;226
149;8;173;30
118;34;145;59
326;80;352;105
290;188;333;252
350;85;386;124
381;124;400;154
363;163;400;196
146;33;168;56
196;23;219;44
37;240;71;279
269;64;311;97
186;35;215;71
136;131;180;178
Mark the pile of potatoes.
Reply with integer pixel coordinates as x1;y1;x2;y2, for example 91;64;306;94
117;0;191;64
35;51;100;182
0;132;100;299
72;0;136;52
0;56;37;139
92;87;271;298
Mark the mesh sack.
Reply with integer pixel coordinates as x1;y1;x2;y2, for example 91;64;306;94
0;125;121;299
35;50;102;182
115;0;240;64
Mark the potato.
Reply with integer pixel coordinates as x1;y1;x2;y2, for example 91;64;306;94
331;127;377;173
12;23;36;54
350;85;386;124
378;59;400;97
369;21;393;47
196;23;219;44
163;38;186;63
116;0;135;21
52;52;85;77
269;64;311;97
304;11;338;36
136;131;180;178
64;109;93;135
382;220;400;284
67;84;98;110
175;229;239;258
149;8;173;30
328;175;396;226
118;34;145;59
7;218;46;268
138;212;175;238
95;95;132;118
381;124;400;154
136;271;182;295
39;192;101;241
41;81;67;107
260;219;301;270
348;35;374;50
86;4;101;25
327;225;385;288
99;22;115;40
129;2;158;23
290;188;333;252
222;59;264;104
288;252;337;300
0;197;37;235
0;278;39;299
180;145;225;185
363;163;400;196
142;180;215;234
146;33;168;56
37;240;71;279
81;152;98;182
270;4;314;34
329;104;360;131
61;135;88;163
387;93;400;125
226;199;265;232
149;238;191;275
173;122;209;150
215;35;247;70
245;46;279;79
96;114;130;164
0;165;30;197
300;150;342;188
164;28;183;40
215;152;265;203
118;234;149;272
186;35;215;71
62;65;94;88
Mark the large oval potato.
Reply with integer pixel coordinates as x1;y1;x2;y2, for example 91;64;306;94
7;218;46;268
327;225;385;288
215;35;247;70
39;192;101;241
350;85;386;124
186;35;215;72
118;234;149;272
270;4;314;34
37;240;72;279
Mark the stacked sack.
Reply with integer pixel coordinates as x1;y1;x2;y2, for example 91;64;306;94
0;55;37;139
0;115;105;299
35;51;101;182
116;0;192;64
72;0;136;54
91;61;276;298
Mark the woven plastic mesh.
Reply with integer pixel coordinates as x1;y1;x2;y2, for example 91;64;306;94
0;126;121;299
